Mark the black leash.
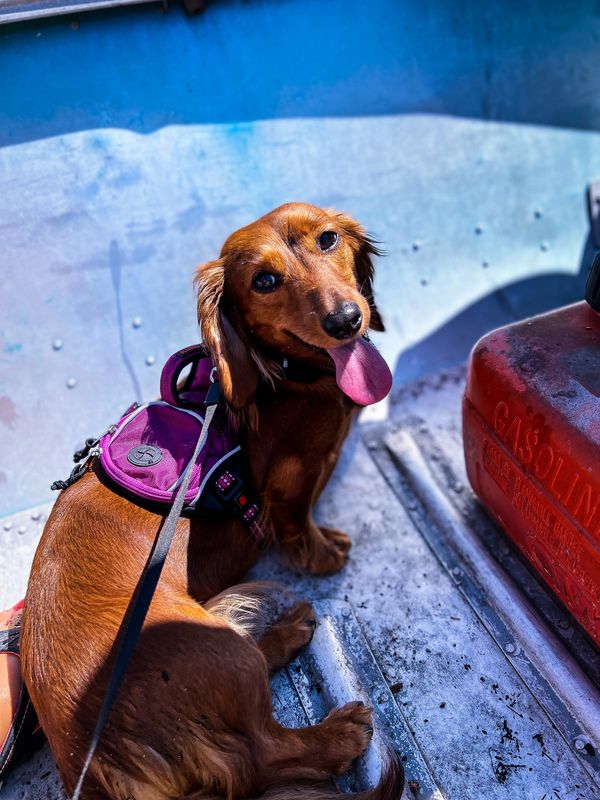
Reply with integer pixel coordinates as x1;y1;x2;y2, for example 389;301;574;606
71;382;221;800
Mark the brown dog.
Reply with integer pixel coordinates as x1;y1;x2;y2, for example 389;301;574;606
21;203;401;800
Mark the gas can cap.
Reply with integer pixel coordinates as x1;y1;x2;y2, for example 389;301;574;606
585;253;600;312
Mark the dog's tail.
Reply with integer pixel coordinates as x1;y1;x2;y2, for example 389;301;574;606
259;748;405;800
183;748;405;800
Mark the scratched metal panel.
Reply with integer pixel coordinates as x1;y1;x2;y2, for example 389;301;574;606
1;116;600;515
3;0;600;142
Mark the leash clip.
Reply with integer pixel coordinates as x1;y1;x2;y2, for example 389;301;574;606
204;370;221;406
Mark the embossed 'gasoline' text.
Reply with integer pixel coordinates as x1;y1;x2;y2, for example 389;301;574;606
492;400;600;538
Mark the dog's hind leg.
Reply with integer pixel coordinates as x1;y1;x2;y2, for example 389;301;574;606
204;582;316;671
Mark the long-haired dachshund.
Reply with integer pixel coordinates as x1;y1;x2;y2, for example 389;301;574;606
21;203;401;800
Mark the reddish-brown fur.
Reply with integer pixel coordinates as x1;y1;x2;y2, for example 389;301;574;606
21;204;403;800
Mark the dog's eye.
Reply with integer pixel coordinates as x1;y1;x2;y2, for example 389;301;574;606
251;271;282;293
317;230;338;252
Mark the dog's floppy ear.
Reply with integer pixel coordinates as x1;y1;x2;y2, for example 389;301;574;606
333;212;385;332
194;258;259;408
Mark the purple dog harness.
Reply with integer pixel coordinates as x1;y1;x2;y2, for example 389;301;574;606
52;345;261;530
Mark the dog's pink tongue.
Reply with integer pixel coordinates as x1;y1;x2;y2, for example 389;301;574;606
326;337;393;405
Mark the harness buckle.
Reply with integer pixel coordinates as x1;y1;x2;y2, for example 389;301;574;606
214;470;244;502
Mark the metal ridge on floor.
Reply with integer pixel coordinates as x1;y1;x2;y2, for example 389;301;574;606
369;425;600;790
286;600;444;799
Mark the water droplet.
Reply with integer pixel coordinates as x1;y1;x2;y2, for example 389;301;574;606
475;224;484;235
540;241;549;252
412;240;421;252
66;377;77;389
533;208;543;219
31;510;42;521
52;338;64;351
3;520;13;531
17;525;26;535
132;317;143;329
481;260;490;269
145;355;156;366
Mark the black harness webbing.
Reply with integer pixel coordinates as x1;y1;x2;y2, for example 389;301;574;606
71;387;220;800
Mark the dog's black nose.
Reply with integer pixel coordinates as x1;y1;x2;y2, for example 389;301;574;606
322;302;363;339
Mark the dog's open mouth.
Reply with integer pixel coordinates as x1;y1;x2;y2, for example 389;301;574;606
283;330;393;406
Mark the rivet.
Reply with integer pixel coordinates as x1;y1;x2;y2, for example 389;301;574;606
52;338;64;351
3;520;13;531
412;240;421;252
66;377;77;389
575;736;587;751
475;224;484;235
452;567;462;576
341;607;351;618
145;355;156;366
378;694;388;704
504;643;516;654
534;208;543;219
453;483;464;494
557;618;570;631
540;241;549;252
31;510;42;521
17;525;26;535
132;317;143;329
367;440;377;450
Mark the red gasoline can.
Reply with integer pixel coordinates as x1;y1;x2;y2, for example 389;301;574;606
463;258;600;646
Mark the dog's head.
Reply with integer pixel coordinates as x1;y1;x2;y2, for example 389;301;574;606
195;203;389;409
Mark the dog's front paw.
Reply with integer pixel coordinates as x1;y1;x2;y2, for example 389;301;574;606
321;701;374;773
305;527;352;575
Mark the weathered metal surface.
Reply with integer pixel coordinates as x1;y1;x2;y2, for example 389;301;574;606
0;503;51;609
4;0;600;141
376;428;600;785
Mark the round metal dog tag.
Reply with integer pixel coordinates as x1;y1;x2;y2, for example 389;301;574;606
127;444;163;467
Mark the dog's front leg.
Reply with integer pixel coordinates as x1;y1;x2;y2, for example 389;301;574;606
266;461;351;576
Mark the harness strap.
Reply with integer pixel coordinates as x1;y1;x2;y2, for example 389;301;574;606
71;391;220;800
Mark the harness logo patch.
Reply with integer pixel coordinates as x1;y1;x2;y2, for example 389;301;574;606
127;444;163;467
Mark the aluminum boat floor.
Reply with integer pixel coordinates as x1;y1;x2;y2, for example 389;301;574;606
2;368;600;799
